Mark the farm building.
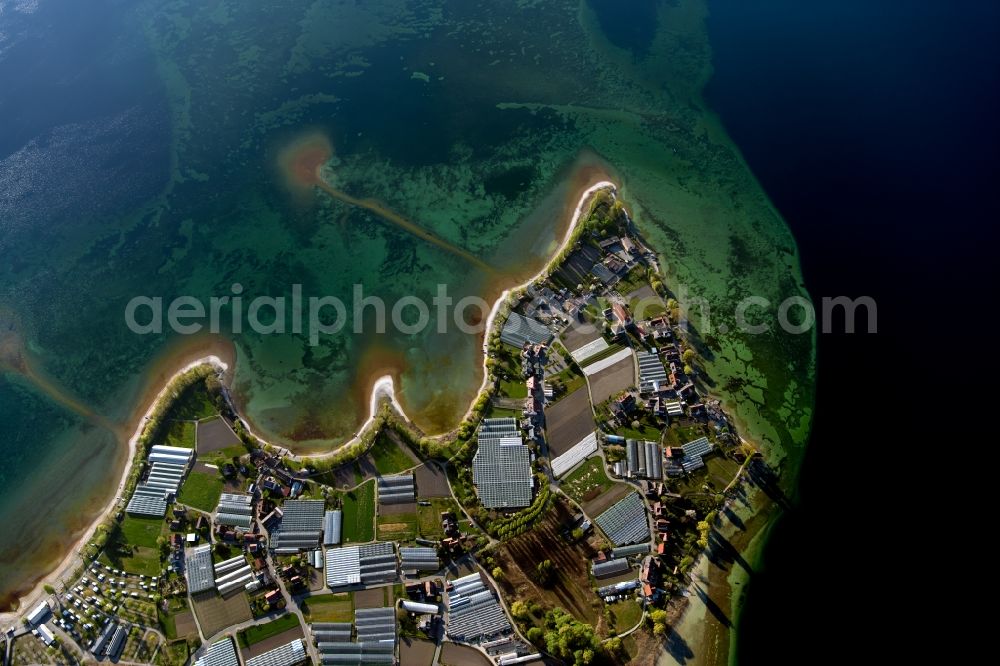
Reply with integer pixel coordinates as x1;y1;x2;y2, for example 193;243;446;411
377;473;415;505
215;493;254;529
594;493;650;546
446;572;512;642
270;499;325;552
325;541;397;589
194;637;240;666
473;420;533;509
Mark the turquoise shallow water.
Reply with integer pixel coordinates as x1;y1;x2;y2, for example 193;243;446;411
0;0;813;619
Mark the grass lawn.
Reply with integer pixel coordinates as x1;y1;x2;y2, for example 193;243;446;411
237;613;301;647
485;405;520;419
416;498;461;539
178;470;225;512
561;458;613;504
615;267;650;296
551;366;587;399
370;434;415;475
662;424;710;448
670;455;742;494
612;600;644;633
161;614;177;640
342;480;375;543
164;420;196;449
617;423;662;442
377;512;417;541
499;379;528;399
630;298;666;318
120;515;165;549
300;593;354;623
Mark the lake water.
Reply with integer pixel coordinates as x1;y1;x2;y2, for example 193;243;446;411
0;0;814;615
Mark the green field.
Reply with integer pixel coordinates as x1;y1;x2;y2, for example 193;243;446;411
370;434;415;475
101;513;164;577
237;613;301;647
377;513;417;541
342;480;375;543
200;444;248;467
164;420;196;449
120;515;165;549
102;547;162;576
300;593;354;623
178;469;224;512
560;458;614;504
109;515;166;575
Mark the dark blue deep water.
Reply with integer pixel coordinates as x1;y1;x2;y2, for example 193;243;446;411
705;0;1000;660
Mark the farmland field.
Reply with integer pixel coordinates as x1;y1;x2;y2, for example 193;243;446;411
544;389;596;459
560;458;614;505
191;590;252;637
341;480;375;543
237;613;301;647
300;593;354;623
495;498;601;626
197;417;242;453
377;512;417;542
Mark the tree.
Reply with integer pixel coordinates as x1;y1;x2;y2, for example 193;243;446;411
491;567;504;582
527;627;544;644
543;608;599;665
682;348;696;364
683;364;694;376
533;559;555;587
648;608;669;636
511;600;530;620
43;584;55;594
696;520;711;549
570;528;585;542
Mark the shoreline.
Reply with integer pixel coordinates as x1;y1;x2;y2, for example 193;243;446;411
0;354;230;628
279;178;618;458
1;177;616;625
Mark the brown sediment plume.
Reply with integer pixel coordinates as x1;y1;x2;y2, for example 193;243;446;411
0;309;114;432
278;131;493;272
